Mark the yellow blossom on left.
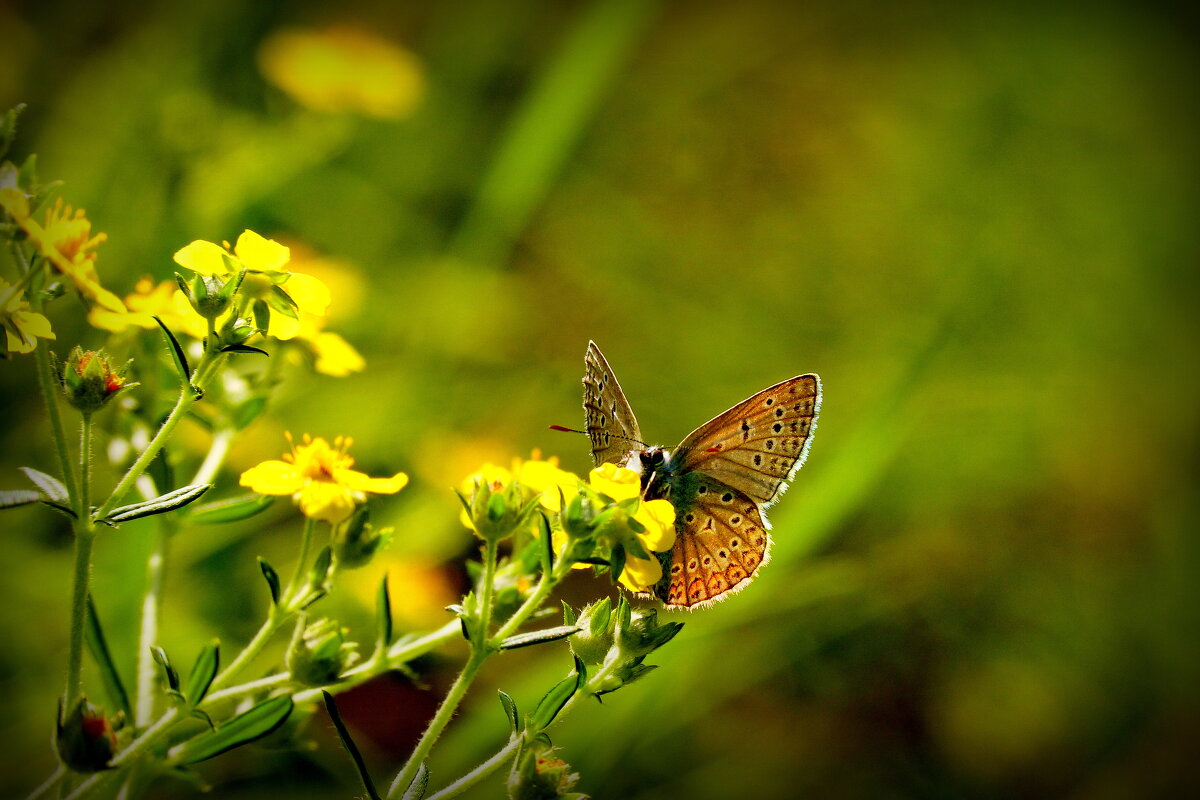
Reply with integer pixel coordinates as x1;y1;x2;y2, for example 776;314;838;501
0;191;123;312
88;277;207;338
0;276;54;356
240;433;407;524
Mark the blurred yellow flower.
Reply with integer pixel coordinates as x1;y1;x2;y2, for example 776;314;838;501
173;230;330;340
258;26;425;119
88;277;206;338
0;191;123;312
240;433;408;524
0;276;54;356
287;313;365;377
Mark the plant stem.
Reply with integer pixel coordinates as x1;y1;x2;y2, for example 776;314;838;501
63;414;95;713
425;737;520;800
205;610;279;697
134;520;171;726
32;341;77;502
283;517;317;607
94;349;224;519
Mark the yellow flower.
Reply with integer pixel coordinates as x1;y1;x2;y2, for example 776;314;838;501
458;453;579;534
0;191;123;312
88;277;207;338
0;276;54;355
240;433;408;524
258;26;425;119
173;230;330;340
584;464;675;593
287;313;365;377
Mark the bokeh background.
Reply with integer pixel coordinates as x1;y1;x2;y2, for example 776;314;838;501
2;0;1198;797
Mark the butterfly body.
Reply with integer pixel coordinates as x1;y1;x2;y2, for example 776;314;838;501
581;342;821;610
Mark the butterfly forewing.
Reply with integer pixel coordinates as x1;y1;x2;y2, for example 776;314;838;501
583;341;642;467
652;472;771;609
672;375;821;506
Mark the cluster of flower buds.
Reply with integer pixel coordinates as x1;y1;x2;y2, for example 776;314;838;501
566;596;684;698
59;347;135;413
332;506;393;569
507;735;586;800
286;617;360;687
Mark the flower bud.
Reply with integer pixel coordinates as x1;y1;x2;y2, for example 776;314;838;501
286;617;360;687
507;736;586;800
60;347;133;413
567;597;614;666
570;597;683;698
332;507;392;569
464;477;528;544
56;697;117;772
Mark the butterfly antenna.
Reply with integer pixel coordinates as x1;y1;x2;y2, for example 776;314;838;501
548;425;586;435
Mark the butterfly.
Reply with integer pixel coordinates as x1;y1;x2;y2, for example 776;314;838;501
580;341;821;609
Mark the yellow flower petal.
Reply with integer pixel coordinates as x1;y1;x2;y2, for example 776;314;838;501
298;481;356;524
337;469;409;494
635;499;676;551
173;240;230;275
235;230;290;272
278;272;331;316
618;554;663;593
239;459;304;495
311;331;365;376
588;463;641;501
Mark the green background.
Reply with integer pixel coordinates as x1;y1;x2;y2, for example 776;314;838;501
1;0;1197;797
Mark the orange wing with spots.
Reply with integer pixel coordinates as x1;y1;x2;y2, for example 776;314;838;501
653;473;771;609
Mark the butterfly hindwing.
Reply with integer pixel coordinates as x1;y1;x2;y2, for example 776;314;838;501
652;472;771;609
672;375;821;506
583;341;642;467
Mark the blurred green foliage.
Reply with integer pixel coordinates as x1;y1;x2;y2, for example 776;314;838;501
1;0;1197;797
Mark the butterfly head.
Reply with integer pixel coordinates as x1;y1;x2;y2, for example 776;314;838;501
628;445;672;496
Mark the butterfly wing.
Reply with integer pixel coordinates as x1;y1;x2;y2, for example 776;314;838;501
650;472;771;609
671;374;821;506
583;342;643;467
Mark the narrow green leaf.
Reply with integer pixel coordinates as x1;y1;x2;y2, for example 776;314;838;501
188;493;275;524
259;558;281;605
105;483;212;523
232;397;267;430
40;499;77;519
152;315;191;384
220;344;269;356
20;467;68;503
251;298;271;332
499;625;580;651
85;595;131;719
268;284;299;317
375;576;393;651
323;692;381;800
298;546;334;608
561;601;577;626
183;640;220;706
531;657;585;731
537;512;554;574
218;264;247;302
0;489;42;509
498;691;520;734
151;646;180;693
174;696;293;764
607;545;626;585
400;762;430;800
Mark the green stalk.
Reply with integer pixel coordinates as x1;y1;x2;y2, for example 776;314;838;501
30;327;77;503
283;517;317;608
425;738;520;800
62;414;95;713
134;520;171;726
204;609;279;698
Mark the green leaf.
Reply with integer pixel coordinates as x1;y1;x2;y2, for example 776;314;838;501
297;546;333;608
375;576;393;651
85;595;131;719
607;545;626;584
561;601;577;626
531;657;584;730
399;762;430;800
40;500;77;519
151;646;180;693
498;691;520;734
174;696;293;764
268;284;300;318
499;625;580;651
220;344;269;357
323;692;381;800
183;640;220;706
232;397;268;430
188;493;275;524
0;489;42;509
20;467;68;503
104;483;212;523
218;264;248;303
251;298;271;332
152;315;191;385
259;558;281;605
537;512;555;574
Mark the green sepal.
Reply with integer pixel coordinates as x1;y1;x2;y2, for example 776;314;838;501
251;298;271;332
0;489;42;509
86;596;131;720
323;691;381;800
498;691;520;734
258;558;282;605
151;646;180;694
104;483;212;524
607;545;626;584
375;575;393;652
268;284;299;319
20;466;68;503
188;493;275;524
217;263;247;303
297;546;334;608
499;626;580;651
152;315;191;385
561;602;577;626
183;640;220;706
173;695;293;764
